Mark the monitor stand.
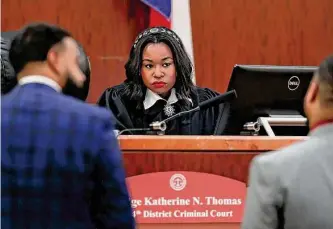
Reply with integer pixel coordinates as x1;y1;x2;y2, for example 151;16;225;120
243;110;308;137
258;115;307;137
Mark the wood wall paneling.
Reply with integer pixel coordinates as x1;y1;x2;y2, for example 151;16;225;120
190;0;333;93
3;0;333;101
119;136;305;182
1;0;150;103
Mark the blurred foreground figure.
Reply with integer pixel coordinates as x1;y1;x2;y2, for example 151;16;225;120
1;23;135;229
62;42;91;100
242;55;333;229
1;32;90;100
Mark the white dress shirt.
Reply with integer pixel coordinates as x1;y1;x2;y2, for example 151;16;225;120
143;88;192;110
18;75;61;92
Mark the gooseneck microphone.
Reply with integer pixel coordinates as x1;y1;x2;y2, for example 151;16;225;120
149;89;237;132
116;89;237;137
116;128;152;137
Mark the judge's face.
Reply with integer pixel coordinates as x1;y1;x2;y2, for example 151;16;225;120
141;42;176;97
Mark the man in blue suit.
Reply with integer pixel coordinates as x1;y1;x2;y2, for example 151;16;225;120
1;23;135;229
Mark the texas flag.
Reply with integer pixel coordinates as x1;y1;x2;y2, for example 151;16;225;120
141;0;196;82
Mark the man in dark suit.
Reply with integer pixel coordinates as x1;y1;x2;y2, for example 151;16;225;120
1;23;135;229
242;55;333;229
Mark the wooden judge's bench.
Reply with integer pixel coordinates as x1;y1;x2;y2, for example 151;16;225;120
119;135;306;229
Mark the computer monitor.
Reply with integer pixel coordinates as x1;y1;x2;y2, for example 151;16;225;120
225;64;317;136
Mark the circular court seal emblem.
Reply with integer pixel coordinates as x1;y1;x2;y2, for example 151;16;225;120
170;173;187;191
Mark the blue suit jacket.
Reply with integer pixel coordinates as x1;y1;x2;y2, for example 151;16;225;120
1;83;135;229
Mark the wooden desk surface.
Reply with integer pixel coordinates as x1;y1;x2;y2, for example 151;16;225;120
119;135;306;151
119;135;306;182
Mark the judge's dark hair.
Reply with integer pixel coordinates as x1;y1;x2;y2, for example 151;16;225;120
316;55;333;106
124;26;195;108
9;23;71;74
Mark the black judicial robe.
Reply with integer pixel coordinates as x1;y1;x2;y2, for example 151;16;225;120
97;83;230;135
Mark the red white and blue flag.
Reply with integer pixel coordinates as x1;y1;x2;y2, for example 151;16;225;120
141;0;172;28
141;0;196;82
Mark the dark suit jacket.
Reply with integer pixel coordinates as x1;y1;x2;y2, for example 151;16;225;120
1;83;135;229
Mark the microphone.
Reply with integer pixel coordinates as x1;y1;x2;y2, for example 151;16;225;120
116;128;152;138
199;89;237;109
149;89;237;131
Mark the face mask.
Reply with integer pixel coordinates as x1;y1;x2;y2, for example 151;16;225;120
62;75;90;101
62;43;91;101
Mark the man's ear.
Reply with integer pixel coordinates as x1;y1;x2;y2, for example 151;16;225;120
305;80;319;104
46;48;61;74
47;42;66;75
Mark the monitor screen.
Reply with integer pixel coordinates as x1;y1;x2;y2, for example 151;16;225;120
225;64;317;136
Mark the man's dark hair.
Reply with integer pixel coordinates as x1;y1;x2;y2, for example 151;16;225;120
316;55;333;106
9;23;71;73
123;26;195;109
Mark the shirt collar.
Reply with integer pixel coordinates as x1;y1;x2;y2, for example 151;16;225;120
310;119;333;133
143;88;192;110
18;75;61;92
309;122;333;138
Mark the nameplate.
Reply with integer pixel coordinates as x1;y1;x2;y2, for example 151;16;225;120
126;171;246;223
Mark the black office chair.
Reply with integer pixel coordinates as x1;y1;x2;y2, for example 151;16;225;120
1;31;91;101
1;36;17;95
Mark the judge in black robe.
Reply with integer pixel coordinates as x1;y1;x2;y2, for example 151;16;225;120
98;83;230;135
97;26;230;135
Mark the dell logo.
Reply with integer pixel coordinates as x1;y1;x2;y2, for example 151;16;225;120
288;76;300;91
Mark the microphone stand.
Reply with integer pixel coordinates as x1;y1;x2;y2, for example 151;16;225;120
149;107;200;132
116;128;152;137
149;89;237;133
114;90;238;136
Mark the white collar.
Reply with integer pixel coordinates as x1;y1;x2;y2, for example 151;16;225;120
143;88;192;110
18;75;61;92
